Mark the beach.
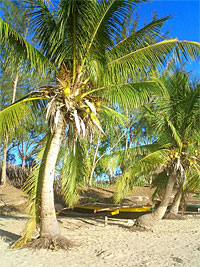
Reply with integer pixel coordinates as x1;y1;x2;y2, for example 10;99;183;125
0;214;200;267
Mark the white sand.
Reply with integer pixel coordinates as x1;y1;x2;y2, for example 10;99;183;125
0;214;200;267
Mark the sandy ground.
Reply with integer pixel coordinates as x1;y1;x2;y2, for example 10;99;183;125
0;214;200;267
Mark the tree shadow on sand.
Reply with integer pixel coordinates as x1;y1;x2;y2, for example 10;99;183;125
59;216;131;229
0;214;27;220
78;217;131;229
0;229;21;244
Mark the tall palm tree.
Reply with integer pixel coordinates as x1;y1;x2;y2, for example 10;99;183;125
115;69;200;230
0;0;200;248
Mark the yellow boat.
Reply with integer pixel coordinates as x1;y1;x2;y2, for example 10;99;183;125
68;204;153;219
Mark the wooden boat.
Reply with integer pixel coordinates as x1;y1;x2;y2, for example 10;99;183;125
67;204;153;219
185;204;200;212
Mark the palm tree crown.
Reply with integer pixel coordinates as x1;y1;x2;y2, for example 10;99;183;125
115;69;200;226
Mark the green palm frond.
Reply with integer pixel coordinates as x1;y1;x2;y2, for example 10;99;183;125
0;18;55;74
83;80;157;109
84;0;123;55
82;0;146;63
48;0;95;67
136;149;170;171
128;143;171;156
13;134;49;248
0;92;46;135
52;0;82;65
161;113;183;150
100;105;128;128
151;75;170;98
141;105;165;136
150;70;200;146
175;41;200;62
101;81;158;109
27;0;57;58
61;138;91;208
114;149;170;202
114;175;132;203
184;164;200;192
98;151;121;173
108;39;200;80
108;39;178;76
182;85;200;136
151;169;170;200
110;16;171;56
0;102;30;136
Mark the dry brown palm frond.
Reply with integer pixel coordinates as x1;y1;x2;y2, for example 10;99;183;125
29;67;107;139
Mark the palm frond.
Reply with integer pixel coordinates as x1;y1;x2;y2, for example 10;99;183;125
114;149;170;202
161;113;183;150
136;149;170;172
98;151;121;173
182;85;200;136
100;105;128;128
184;164;200;192
0;18;55;74
109;16;171;56
108;39;178;76
61;138;91;208
0;92;46;136
48;0;94;67
95;80;158;110
108;39;200;80
81;0;147;69
175;41;200;62
151;170;169;200
128;142;171;156
26;0;57;59
13;134;49;248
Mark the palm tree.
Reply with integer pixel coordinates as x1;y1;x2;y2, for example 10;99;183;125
115;69;200;230
0;0;200;248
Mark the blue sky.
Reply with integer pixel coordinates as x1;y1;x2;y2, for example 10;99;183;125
136;0;200;76
138;0;200;42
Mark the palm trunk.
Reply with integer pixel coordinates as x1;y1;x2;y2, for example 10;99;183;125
89;136;100;186
89;164;96;186
12;72;19;103
1;136;8;185
40;119;64;238
133;170;176;230
168;187;182;215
